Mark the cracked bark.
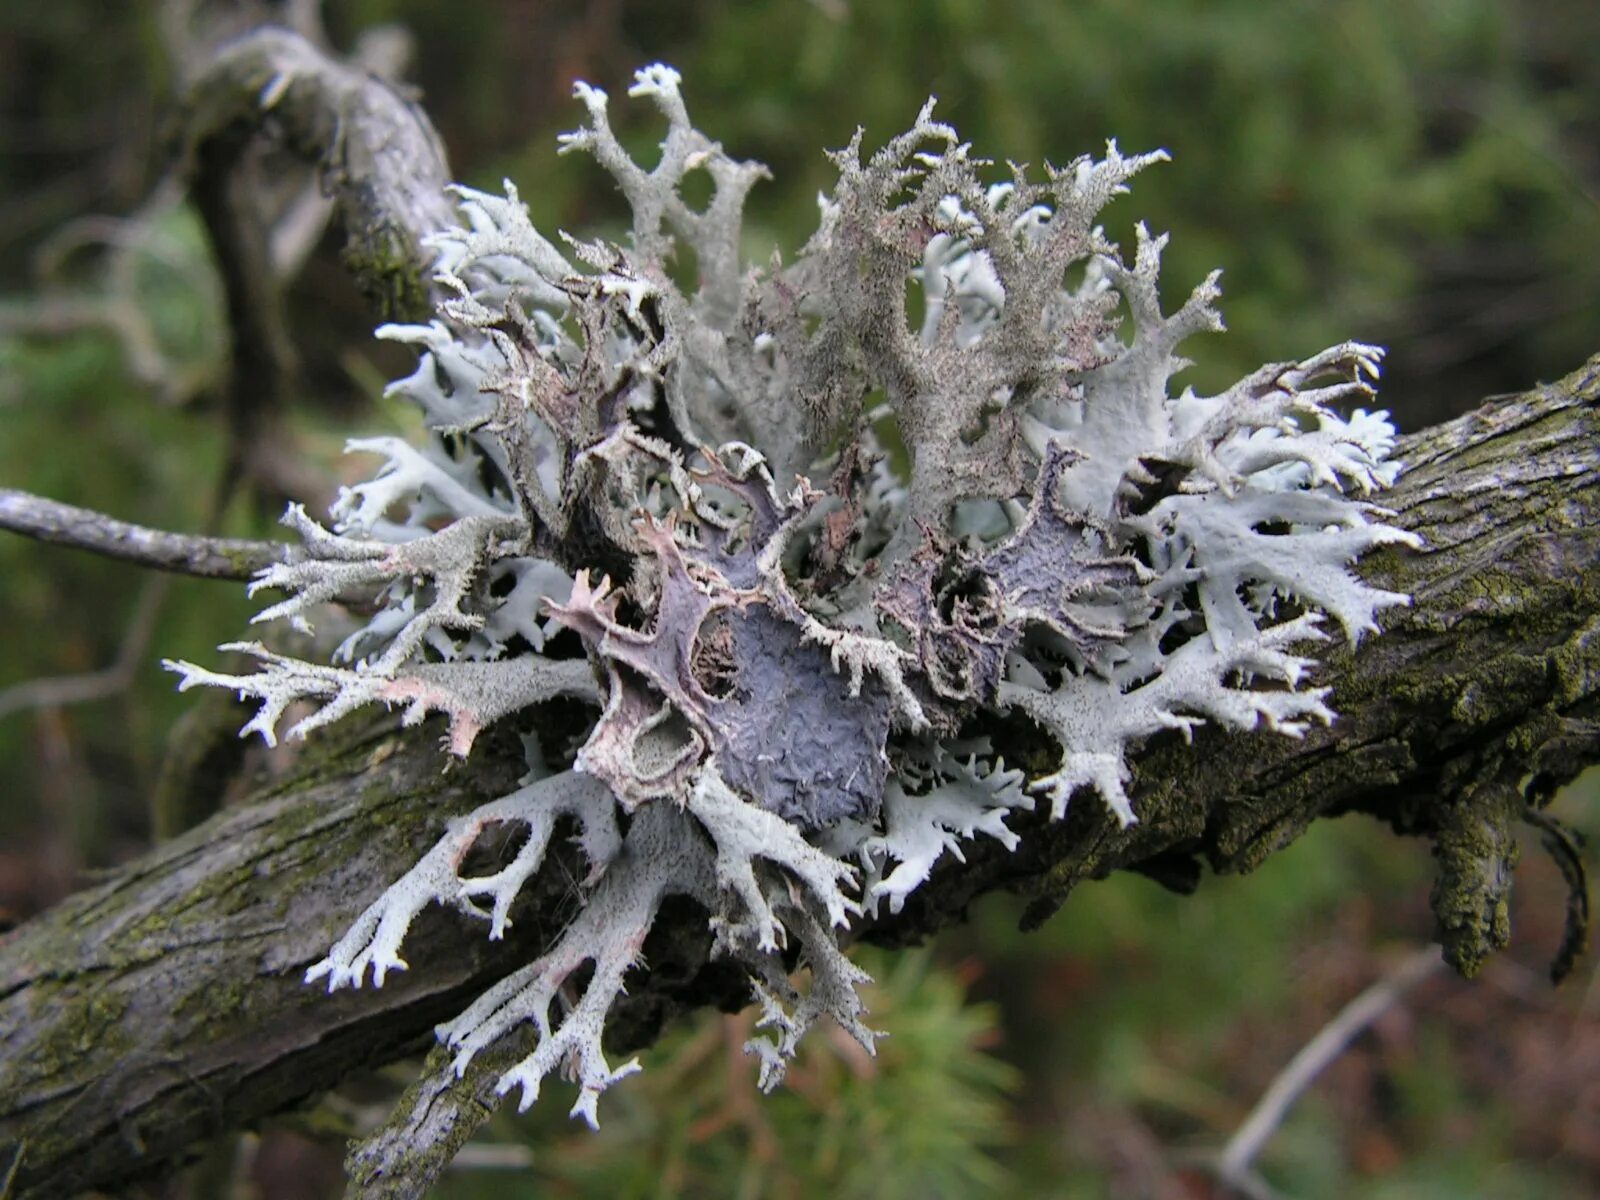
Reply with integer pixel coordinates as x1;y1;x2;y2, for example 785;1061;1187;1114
0;358;1596;1198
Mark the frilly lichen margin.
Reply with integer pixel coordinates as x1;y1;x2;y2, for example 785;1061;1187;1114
167;62;1418;1128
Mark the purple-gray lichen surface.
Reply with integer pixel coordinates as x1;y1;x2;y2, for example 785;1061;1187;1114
167;64;1411;1124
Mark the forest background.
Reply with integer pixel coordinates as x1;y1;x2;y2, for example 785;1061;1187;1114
2;1;1599;1196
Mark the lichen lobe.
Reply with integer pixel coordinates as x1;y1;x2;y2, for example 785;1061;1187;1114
166;62;1414;1126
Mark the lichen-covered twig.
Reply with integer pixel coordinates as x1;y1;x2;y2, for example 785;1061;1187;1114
161;63;1428;1148
122;61;1597;1195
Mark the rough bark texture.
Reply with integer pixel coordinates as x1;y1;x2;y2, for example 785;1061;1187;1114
0;360;1595;1198
176;25;460;510
179;25;458;324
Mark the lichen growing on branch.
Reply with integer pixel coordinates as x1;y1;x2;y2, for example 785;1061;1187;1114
167;63;1413;1126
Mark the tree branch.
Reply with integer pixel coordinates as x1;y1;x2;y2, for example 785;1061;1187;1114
177;24;459;508
0;358;1596;1197
0;488;287;580
179;25;458;325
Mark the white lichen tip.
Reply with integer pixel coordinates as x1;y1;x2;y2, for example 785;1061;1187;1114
628;62;682;98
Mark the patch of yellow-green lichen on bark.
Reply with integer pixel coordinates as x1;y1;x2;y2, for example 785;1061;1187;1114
172;972;253;1029
1429;777;1523;977
112;858;271;954
1334;552;1594;719
24;989;132;1091
2;988;134;1196
1333;536;1593;979
1549;614;1600;706
347;1132;463;1198
342;225;431;323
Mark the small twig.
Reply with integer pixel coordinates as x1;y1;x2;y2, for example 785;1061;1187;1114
0;488;287;580
342;1029;536;1200
0;462;252;723
1216;946;1445;1193
0;573;171;722
1523;807;1591;984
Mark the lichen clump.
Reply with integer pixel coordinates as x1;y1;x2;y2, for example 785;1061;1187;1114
168;64;1414;1123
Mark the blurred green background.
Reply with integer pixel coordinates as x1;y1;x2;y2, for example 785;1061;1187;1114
2;1;1599;1196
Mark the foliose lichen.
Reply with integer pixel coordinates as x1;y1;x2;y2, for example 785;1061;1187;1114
167;63;1414;1124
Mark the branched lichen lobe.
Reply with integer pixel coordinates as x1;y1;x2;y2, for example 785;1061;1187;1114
168;63;1421;1131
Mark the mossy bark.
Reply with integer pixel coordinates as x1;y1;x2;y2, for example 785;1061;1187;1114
179;27;458;324
1;359;1597;1197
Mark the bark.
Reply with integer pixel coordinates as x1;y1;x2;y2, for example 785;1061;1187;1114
0;358;1596;1198
178;25;459;508
0;489;286;581
179;25;458;326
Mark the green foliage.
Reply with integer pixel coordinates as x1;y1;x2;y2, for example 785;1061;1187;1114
433;949;1015;1200
451;0;1600;422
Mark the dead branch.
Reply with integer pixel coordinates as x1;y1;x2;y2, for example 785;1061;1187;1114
0;488;287;580
1215;946;1446;1194
178;24;457;327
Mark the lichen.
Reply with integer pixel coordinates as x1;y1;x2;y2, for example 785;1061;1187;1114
166;64;1411;1131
